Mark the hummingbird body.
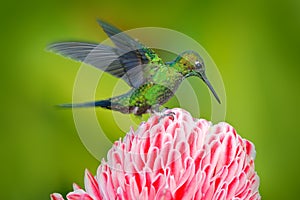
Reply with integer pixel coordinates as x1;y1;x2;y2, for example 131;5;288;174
71;64;184;115
49;20;220;116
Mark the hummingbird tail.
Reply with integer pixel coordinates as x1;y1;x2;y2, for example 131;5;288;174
58;100;111;109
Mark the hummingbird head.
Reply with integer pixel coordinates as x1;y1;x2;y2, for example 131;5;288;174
174;50;221;103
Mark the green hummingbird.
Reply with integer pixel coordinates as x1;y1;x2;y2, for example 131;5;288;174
48;20;220;116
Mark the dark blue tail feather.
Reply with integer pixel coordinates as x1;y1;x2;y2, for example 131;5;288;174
59;100;111;109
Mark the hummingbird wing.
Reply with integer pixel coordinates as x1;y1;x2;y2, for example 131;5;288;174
48;20;163;88
97;20;164;87
47;42;127;77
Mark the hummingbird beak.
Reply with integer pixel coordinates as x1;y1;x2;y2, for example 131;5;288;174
198;72;221;104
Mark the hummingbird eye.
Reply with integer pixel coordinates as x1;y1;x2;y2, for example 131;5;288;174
195;60;203;68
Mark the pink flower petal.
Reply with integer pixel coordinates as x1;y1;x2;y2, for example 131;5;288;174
72;183;81;190
84;169;101;199
66;189;94;200
50;193;64;200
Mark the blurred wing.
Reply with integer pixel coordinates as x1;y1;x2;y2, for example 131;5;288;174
98;20;164;86
47;42;129;78
48;21;164;88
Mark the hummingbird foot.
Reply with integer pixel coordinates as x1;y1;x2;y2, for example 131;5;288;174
152;107;175;121
159;111;175;121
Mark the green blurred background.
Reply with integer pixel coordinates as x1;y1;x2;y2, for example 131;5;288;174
1;0;299;199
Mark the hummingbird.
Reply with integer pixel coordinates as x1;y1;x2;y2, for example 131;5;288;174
48;20;220;116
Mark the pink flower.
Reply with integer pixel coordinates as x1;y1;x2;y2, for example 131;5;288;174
51;108;260;200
